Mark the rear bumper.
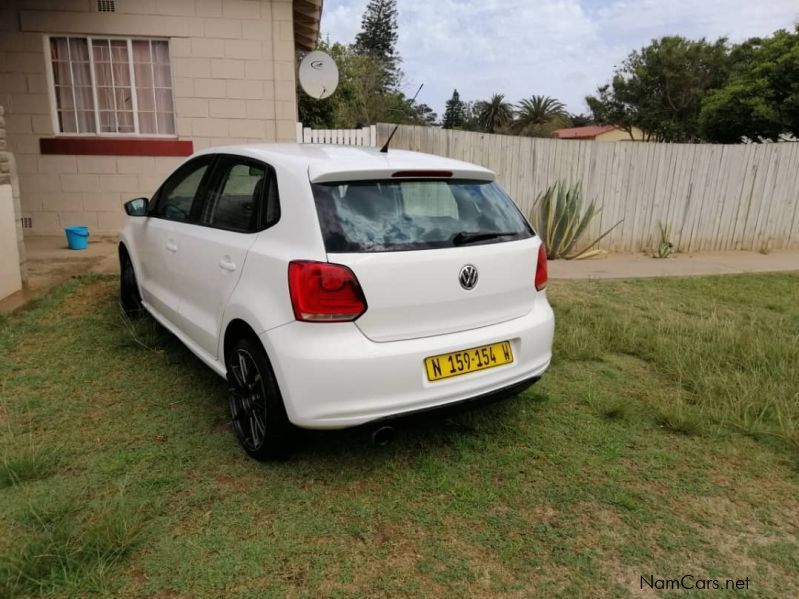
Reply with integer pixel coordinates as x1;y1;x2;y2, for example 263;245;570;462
261;296;554;429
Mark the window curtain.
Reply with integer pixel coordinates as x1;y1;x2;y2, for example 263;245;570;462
50;38;95;133
49;36;174;136
132;40;174;135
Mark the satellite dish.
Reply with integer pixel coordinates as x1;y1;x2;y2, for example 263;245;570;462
299;51;339;100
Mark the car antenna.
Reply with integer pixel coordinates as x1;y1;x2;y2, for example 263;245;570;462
380;83;424;154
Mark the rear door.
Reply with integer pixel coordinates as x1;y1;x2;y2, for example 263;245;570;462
312;178;540;342
176;155;280;358
135;155;214;327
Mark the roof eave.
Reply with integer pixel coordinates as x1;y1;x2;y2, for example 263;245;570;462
293;0;323;52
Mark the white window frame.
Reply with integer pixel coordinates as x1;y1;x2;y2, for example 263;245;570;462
44;34;177;138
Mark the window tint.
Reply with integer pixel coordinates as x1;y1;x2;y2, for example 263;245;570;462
312;179;532;252
152;157;211;222
201;158;279;232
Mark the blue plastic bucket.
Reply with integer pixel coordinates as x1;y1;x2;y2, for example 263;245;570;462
64;226;89;250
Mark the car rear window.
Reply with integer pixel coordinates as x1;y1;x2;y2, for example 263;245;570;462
311;179;533;252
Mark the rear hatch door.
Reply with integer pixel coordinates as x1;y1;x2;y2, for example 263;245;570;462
311;174;540;343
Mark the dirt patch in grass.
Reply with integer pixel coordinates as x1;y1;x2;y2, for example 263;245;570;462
60;279;115;318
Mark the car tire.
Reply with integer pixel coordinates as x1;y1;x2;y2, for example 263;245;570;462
226;336;293;460
120;249;143;317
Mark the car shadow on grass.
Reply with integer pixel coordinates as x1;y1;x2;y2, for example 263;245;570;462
122;306;544;466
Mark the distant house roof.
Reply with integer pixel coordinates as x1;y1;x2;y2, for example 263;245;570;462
294;0;324;52
552;125;620;139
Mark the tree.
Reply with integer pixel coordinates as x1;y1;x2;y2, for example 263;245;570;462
514;95;569;136
353;0;400;89
586;83;640;139
442;89;466;129
568;113;595;127
475;94;514;133
587;36;732;142
413;102;438;126
298;42;424;129
700;27;799;142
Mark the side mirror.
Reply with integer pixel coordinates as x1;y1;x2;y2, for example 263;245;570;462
124;197;149;217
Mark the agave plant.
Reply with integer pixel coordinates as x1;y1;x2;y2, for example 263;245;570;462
528;182;622;260
655;221;674;258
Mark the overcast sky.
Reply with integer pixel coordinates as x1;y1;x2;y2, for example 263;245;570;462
320;0;799;117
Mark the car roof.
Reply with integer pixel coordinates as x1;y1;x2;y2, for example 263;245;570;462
192;143;495;183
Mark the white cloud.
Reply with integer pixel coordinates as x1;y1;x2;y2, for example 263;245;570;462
321;0;799;115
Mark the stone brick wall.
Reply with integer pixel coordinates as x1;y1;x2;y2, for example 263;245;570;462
0;0;299;234
0;104;27;289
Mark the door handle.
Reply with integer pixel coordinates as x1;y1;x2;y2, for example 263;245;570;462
166;240;178;253
219;257;237;272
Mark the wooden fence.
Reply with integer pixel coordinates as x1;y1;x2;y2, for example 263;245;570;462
376;124;799;252
297;123;377;146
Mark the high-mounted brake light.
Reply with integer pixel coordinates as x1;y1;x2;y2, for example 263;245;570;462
391;170;453;178
288;261;367;322
535;244;548;291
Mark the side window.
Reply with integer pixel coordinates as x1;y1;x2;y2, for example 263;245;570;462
152;157;213;222
201;157;280;232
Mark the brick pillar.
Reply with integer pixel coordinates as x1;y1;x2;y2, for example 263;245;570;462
0;105;28;285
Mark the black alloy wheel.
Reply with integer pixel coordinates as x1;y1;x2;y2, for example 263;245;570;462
120;250;143;316
227;337;292;460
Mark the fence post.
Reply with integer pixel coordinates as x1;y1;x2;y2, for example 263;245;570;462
295;122;303;143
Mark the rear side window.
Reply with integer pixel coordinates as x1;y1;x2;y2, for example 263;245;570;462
200;156;280;233
311;179;532;252
151;156;213;222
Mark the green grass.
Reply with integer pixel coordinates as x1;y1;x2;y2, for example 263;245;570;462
1;273;798;597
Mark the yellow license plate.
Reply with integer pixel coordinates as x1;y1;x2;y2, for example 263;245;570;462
425;341;514;382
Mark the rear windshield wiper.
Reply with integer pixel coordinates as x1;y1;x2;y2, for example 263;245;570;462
452;231;519;246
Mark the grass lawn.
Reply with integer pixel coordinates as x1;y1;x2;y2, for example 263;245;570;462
1;273;797;598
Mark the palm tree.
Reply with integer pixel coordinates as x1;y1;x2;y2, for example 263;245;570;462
475;94;514;133
513;95;569;136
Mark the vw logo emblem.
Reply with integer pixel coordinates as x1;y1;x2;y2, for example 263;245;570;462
459;264;478;290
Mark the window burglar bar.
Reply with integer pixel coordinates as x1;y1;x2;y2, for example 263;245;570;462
48;36;175;137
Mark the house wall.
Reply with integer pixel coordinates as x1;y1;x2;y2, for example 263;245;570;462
0;0;297;235
0;104;25;300
595;127;645;142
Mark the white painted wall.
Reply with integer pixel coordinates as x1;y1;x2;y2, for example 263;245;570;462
0;184;22;300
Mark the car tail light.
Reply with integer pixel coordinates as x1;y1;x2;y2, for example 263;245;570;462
535;244;548;291
288;260;367;322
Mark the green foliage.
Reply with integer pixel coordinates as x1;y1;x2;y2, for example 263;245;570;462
353;0;400;89
514;95;570;136
568;113;595;127
587;36;732;142
528;181;622;260
475;94;514;133
700;27;799;142
442;89;466;129
655;222;674;259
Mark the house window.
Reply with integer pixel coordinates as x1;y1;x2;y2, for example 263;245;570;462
49;36;175;136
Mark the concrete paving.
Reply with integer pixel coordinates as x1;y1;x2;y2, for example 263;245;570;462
0;234;118;313
1;235;797;314
549;249;798;280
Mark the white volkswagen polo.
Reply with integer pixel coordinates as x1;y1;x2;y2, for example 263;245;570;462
119;144;554;459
